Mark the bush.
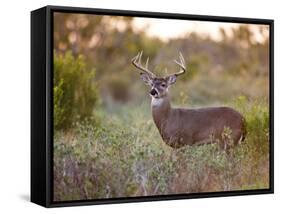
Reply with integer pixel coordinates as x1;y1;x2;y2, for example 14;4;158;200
54;51;98;130
53;98;269;201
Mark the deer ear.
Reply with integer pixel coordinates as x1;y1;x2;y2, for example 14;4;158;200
166;75;177;85
140;72;152;85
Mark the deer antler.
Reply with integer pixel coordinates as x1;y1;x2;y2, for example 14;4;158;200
131;51;156;77
173;52;186;76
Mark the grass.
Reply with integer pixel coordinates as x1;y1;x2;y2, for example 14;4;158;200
53;97;269;201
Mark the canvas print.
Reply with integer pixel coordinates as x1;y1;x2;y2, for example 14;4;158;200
53;12;270;201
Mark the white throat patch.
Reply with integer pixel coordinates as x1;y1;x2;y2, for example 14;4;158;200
151;97;164;107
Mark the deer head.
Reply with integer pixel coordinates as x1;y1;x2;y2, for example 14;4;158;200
131;51;186;99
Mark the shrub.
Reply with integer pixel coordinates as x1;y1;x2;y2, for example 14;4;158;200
53;98;269;200
54;51;98;130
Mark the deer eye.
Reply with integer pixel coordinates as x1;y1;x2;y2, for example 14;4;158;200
161;83;166;87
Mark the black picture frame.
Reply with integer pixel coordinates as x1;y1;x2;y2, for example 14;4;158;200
31;5;274;208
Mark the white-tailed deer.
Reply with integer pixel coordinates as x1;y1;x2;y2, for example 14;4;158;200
132;51;246;149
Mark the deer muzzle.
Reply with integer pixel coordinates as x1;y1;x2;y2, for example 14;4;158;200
150;88;158;96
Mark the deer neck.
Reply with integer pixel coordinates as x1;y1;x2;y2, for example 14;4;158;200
151;96;171;131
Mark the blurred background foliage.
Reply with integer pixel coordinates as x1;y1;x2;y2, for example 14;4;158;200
53;12;270;201
54;14;269;128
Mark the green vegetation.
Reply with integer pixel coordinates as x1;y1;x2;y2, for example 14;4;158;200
54;52;98;130
54;98;269;200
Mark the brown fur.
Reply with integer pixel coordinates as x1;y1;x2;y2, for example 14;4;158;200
151;96;246;149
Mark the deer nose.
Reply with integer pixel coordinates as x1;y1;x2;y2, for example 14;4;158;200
150;89;158;96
